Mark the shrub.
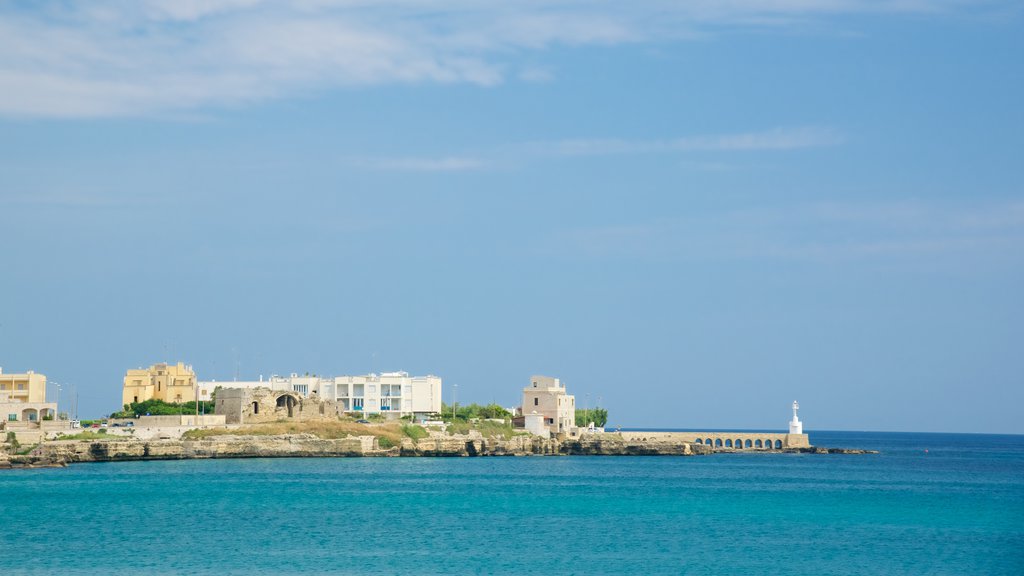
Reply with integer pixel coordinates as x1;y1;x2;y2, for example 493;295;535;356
576;408;609;428
401;424;428;441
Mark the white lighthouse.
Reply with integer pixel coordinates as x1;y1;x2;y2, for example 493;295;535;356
789;400;803;434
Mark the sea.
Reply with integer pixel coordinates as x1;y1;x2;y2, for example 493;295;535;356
1;431;1022;575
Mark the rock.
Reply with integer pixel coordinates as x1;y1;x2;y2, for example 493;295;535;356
7;431;874;469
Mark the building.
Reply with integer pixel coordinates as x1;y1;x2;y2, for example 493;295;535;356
122;362;197;406
520;375;575;436
1;368;59;442
0;368;47;405
203;371;442;419
316;372;441;417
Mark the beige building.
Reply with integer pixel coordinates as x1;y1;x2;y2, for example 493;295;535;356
0;368;47;404
122;362;197;406
521;375;575;435
1;368;58;439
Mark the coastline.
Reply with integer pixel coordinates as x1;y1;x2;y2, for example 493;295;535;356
1;431;875;469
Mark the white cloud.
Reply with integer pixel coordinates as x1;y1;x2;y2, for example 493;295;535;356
554;200;1024;263
538;127;843;156
0;1;1004;118
347;155;486;172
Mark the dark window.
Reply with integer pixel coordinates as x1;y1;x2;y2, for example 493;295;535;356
534;398;538;406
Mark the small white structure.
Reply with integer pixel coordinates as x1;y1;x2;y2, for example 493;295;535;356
789;400;803;435
523;412;550;439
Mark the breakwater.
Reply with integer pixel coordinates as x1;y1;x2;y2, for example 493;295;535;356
1;431;873;468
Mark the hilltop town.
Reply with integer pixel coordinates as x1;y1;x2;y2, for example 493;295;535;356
2;362;844;469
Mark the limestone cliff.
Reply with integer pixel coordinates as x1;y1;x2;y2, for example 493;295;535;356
6;431;872;468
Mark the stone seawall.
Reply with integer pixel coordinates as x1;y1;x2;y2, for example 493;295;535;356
2;431;872;468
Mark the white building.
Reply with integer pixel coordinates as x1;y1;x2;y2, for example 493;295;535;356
200;371;442;418
521;375;576;436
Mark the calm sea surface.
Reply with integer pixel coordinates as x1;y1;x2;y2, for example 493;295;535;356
1;431;1022;575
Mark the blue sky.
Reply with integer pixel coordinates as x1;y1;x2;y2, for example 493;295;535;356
1;1;1022;433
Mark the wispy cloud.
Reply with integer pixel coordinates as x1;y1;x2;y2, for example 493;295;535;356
537;127;843;156
340;126;839;172
0;1;1007;118
552;200;1024;263
346;155;486;172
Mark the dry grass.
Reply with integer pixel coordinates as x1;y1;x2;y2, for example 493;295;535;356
182;420;406;444
445;419;521;439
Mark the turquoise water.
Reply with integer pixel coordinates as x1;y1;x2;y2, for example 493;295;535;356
1;431;1022;575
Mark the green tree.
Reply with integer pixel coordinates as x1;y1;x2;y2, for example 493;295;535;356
575;408;608;428
111;399;216;419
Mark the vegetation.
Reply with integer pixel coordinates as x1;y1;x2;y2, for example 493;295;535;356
441;402;511;421
111;399;216;419
575;408;609;428
401;424;429;440
16;444;39;456
444;419;522;439
5;431;19;453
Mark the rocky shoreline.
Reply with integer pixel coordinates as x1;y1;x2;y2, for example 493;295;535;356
1;432;876;469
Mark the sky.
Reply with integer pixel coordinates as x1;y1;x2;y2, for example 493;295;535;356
1;1;1022;433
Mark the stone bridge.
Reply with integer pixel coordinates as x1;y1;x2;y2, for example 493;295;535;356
618;431;810;450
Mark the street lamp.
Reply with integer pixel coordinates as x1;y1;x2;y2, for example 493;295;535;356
452;383;458;420
50;381;62;421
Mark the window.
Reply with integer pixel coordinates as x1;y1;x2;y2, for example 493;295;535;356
534;398;539;406
17;383;25;390
7;414;16;421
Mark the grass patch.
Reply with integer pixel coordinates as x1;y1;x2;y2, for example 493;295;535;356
401;424;429;441
16;444;39;455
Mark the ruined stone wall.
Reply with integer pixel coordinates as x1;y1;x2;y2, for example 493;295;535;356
215;387;352;425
